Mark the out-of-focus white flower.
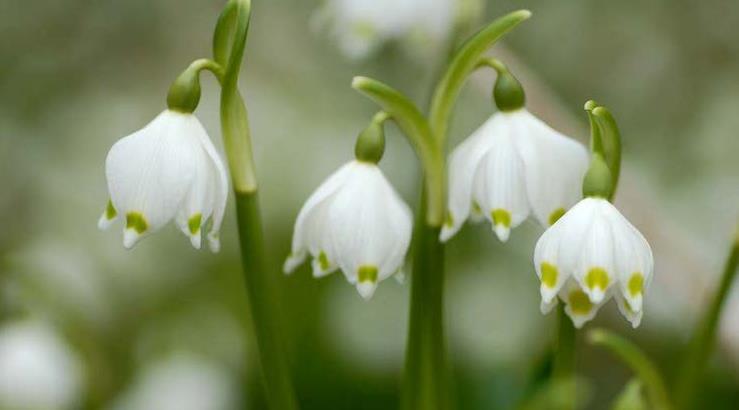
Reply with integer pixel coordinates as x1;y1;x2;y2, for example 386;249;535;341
314;0;456;59
284;160;412;300
0;321;83;410
109;354;237;410
534;197;654;328
442;109;588;243
98;110;228;252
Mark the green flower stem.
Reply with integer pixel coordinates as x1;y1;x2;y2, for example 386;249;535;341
552;305;576;410
588;329;672;410
403;200;450;410
212;1;298;408
233;192;298;410
429;9;531;144
215;0;257;192
675;228;739;409
353;11;531;409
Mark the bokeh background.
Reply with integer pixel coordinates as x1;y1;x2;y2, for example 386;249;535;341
1;0;738;408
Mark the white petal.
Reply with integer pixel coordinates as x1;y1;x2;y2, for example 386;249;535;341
540;297;558;315
327;163;412;287
283;252;307;275
105;110;200;245
123;228;142;249
555;198;599;274
607;203;654;313
284;162;354;274
615;292;643;328
441;114;503;242
471;120;530;242
356;280;378;300
175;141;214;250
534;222;570;304
187;116;230;253
512;110;589;227
573;199;616;304
97;201;118;230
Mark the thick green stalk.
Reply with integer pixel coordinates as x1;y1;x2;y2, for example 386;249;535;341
675;230;739;409
589;329;671;410
214;1;297;408
353;11;532;409
552;305;576;410
233;192;298;410
402;196;449;410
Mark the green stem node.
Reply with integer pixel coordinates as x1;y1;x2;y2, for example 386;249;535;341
477;58;525;111
355;111;390;164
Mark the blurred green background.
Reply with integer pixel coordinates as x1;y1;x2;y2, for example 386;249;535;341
0;0;737;409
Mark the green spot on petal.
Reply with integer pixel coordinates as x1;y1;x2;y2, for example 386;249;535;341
358;265;378;283
188;213;202;235
491;209;511;228
569;289;593;314
585;267;610;291
105;200;117;220
541;262;558;288
628;273;644;297
125;212;148;234
444;211;454;228
472;201;482;215
318;251;330;271
548;208;566;225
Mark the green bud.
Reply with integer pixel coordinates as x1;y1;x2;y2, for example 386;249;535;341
354;113;388;164
167;66;202;113
490;59;525;112
582;153;614;199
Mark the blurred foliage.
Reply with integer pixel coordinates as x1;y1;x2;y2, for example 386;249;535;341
0;0;738;409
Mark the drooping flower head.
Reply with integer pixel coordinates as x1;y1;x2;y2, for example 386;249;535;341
99;69;228;251
534;195;654;328
534;110;654;328
442;59;588;242
284;116;412;299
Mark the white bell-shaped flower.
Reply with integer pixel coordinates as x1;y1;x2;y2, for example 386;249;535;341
98;110;228;251
533;197;654;328
442;109;588;242
284;160;412;300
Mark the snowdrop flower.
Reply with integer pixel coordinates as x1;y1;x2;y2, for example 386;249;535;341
98;110;228;251
314;0;456;59
442;60;588;243
534;167;654;328
0;321;83;410
284;118;412;299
